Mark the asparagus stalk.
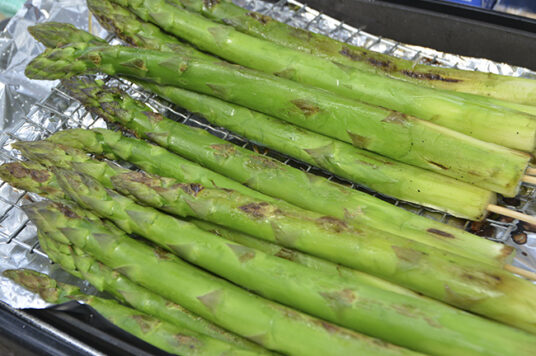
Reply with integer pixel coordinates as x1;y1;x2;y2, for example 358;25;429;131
0;161;66;200
25;42;531;196
107;169;536;333
6;143;508;275
189;219;422;299
106;0;536;153
3;268;259;356
143;81;497;215
24;201;419;356
49;81;513;266
28;177;536;354
174;0;536;106
37;232;267;353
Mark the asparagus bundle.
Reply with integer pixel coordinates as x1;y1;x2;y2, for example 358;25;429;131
24;41;531;196
24;200;419;356
45;83;513;266
27;23;512;206
13;167;536;354
7;142;534;338
35;231;265;352
107;0;536;152
0;157;424;302
174;0;536;107
143;81;498;215
3;268;262;356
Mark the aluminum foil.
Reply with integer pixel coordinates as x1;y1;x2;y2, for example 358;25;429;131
1;0;536;310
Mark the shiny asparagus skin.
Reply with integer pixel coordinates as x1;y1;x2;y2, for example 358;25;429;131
109;169;536;334
24;201;418;356
52;78;512;266
38;233;267;353
24;43;531;196
190;219;422;299
106;0;536;153
174;0;536;106
144;82;496;216
4;268;259;356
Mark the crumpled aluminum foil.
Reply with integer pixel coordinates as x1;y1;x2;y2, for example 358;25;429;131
0;0;535;310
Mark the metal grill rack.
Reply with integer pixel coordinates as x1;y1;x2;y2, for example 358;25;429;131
1;0;536;274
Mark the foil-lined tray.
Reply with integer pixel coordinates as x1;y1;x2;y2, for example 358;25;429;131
1;0;535;309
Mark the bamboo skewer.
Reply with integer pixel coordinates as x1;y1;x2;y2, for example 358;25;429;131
522;175;536;185
525;167;536;176
504;264;536;281
487;204;536;226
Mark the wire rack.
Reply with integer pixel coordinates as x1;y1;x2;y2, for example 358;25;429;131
1;0;536;272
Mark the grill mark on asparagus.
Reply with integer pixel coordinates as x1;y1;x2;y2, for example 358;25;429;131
427;228;455;239
401;70;461;83
246;11;272;24
291;99;321;116
427;161;449;170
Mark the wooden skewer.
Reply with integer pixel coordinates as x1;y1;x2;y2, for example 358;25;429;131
525;167;536;176
504;264;536;281
522;175;536;185
487;204;536;226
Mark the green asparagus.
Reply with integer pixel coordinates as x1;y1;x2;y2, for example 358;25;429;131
25;43;531;196
143;81;497;214
0;161;66;200
37;232;267;352
175;0;536;107
29;179;536;354
108;0;536;152
49;81;514;266
24;200;419;356
107;169;536;333
4;268;259;356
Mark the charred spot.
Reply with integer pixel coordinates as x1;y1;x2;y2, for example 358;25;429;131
57;205;79;219
401;70;461;83
487;273;502;282
179;183;205;197
274;247;297;261
316;216;348;233
368;57;391;68
339;46;365;62
5;163;30;179
427;228;455;239
319;320;340;334
142;111;163;123
347;131;371;148
174;334;199;348
512;233;528;245
382;112;408;126
246;11;272;24
238;201;270;218
291;99;321;116
203;0;220;8
29;169;51;183
154;247;172;260
469;220;495;238
427;161;449;170
247;155;280;169
320;289;356;308
131;315;154;334
210;143;236;158
227;244;256;263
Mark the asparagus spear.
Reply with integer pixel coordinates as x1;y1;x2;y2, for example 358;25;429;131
24;42;531;196
3;268;260;356
37;232;267;353
106;0;536;153
6;142;509;272
175;0;536;106
189;219;422;299
107;168;536;333
24;201;420;356
0;161;66;200
143;81;497;215
50;80;513;266
27;181;536;354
